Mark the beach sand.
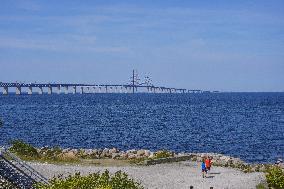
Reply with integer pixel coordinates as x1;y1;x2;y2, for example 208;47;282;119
29;161;265;189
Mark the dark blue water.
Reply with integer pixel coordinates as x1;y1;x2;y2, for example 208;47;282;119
0;93;283;163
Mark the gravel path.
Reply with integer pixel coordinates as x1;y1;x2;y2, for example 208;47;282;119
30;161;265;189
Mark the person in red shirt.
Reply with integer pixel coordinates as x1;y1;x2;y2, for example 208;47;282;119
205;156;212;172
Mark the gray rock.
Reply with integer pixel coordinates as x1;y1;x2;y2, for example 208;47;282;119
128;153;137;159
109;148;118;154
137;149;145;157
127;149;137;154
62;148;70;153
144;150;151;157
111;153;121;159
120;152;128;159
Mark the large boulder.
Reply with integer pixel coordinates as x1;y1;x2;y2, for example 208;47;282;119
149;152;154;159
144;150;151;157
120;152;128;159
101;148;111;158
109;148;118;154
126;149;137;154
70;149;79;155
111;152;121;159
128;153;137;159
137;150;145;157
62;148;71;153
59;151;77;160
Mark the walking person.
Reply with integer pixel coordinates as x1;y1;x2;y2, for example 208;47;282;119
201;159;207;178
205;156;212;173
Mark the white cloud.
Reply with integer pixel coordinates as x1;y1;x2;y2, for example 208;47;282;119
0;36;129;53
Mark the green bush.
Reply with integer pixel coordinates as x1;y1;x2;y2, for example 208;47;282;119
9;140;39;159
40;146;62;160
34;170;143;189
266;166;284;189
154;150;172;159
0;175;15;189
255;183;266;189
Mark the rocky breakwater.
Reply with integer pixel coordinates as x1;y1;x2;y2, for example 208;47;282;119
37;147;154;161
36;147;280;173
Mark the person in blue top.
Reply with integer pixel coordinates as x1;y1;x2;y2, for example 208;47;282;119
201;159;207;178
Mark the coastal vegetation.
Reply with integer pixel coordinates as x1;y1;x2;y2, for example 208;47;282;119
7;140;284;189
8;140;279;172
266;166;284;189
9;140;79;163
34;170;143;189
154;150;173;159
10;140;39;159
0;175;15;189
255;183;266;189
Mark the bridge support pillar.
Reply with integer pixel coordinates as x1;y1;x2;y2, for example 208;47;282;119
3;87;8;95
16;86;21;95
105;86;108;93
48;87;53;94
73;86;76;94
64;86;68;94
57;86;61;94
80;87;84;94
28;86;33;95
38;87;43;95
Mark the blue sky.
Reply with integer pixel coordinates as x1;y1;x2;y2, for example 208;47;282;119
0;0;283;91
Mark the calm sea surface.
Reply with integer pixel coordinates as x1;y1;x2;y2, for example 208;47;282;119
0;93;283;163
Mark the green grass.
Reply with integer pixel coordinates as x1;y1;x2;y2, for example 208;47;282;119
256;183;266;189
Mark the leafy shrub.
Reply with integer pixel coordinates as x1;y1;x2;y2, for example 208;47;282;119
266;166;284;189
10;140;39;159
40;146;63;160
255;183;266;189
0;175;15;189
34;170;143;189
154;150;173;159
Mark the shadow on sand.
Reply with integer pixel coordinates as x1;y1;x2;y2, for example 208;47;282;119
208;172;221;175
205;175;215;179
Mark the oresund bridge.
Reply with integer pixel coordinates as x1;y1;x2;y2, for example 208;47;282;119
0;82;203;95
0;70;204;95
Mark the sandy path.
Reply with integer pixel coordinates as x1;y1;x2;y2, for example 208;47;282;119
30;161;265;189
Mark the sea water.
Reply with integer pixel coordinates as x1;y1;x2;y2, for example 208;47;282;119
0;93;283;163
